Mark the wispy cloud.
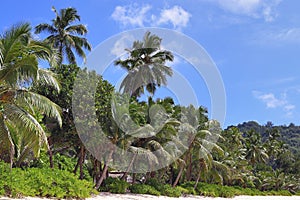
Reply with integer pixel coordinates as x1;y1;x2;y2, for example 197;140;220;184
251;27;300;46
110;34;135;57
253;91;295;117
111;4;152;27
207;0;282;22
111;4;191;30
266;28;300;44
154;6;191;30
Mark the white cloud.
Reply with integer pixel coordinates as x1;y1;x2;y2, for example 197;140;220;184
111;4;152;27
267;28;300;43
111;34;135;57
155;6;191;30
218;0;261;15
253;91;296;117
210;0;282;22
111;5;191;30
253;92;285;108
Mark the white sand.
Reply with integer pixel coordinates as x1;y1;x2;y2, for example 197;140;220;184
1;193;300;200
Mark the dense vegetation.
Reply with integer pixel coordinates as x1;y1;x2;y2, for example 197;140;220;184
0;6;299;199
235;121;300;157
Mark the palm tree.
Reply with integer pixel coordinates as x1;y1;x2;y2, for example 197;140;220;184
244;130;269;165
35;6;91;65
115;31;174;98
0;23;62;168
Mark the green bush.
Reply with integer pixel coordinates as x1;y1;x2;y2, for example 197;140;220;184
160;184;182;197
179;182;197;195
31;152;92;181
176;186;190;195
129;184;160;196
145;178;183;197
145;178;165;191
0;161;96;198
102;177;129;194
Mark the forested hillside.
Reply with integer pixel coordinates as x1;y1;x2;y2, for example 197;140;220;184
232;121;300;156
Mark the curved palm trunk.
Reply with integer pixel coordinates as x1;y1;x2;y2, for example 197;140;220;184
194;171;201;189
95;149;114;189
74;144;85;176
121;152;137;181
169;166;174;185
9;144;14;169
47;137;54;168
172;164;184;187
16;147;31;167
79;145;86;179
186;153;192;181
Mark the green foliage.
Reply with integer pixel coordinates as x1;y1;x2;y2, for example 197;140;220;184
129;184;160;196
161;184;182;197
35;7;92;65
145;178;165;191
0;161;96;198
101;177;129;194
179;182;197;195
144;178;182;197
182;181;294;198
236;121;300;159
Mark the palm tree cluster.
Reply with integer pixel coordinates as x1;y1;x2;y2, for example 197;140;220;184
35;6;91;65
0;23;62;168
0;6;299;197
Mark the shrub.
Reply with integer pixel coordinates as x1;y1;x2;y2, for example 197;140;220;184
176;186;190;195
129;184;160;196
161;184;182;197
31;152;92;181
102;177;129;194
145;178;165;191
179;182;197;195
0;161;96;198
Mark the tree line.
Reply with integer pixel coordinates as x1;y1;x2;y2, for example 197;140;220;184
0;6;299;198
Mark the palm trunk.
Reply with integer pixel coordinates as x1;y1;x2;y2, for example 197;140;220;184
132;173;136;184
79;145;85;179
121;153;137;181
95;149;114;189
9;144;14;169
169;166;174;185
16;147;31;167
172;164;184;187
48;137;54;168
186;153;192;181
74;150;81;174
194;171;201;190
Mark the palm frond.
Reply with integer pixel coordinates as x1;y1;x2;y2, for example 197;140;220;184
16;90;62;127
65;45;76;64
66;24;88;35
34;23;57;34
127;124;155;138
0;55;38;86
0;113;15;165
28;40;60;67
4;104;49;154
37;68;61;92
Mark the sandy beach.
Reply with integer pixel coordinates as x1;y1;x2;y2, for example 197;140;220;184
1;193;300;200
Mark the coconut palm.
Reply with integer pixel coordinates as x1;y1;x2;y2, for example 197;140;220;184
244;130;269;165
115;31;174;97
0;23;62;168
35;6;91;65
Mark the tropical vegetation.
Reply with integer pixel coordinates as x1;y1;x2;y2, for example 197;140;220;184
0;6;299;199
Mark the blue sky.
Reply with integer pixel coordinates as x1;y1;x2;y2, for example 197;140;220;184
2;0;300;127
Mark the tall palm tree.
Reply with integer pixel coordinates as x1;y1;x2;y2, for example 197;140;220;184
0;23;62;168
35;6;92;65
244;130;269;165
115;31;174;97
